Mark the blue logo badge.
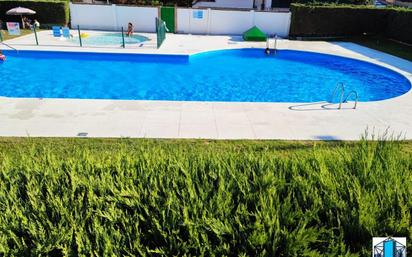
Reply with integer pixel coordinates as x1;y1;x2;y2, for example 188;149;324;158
373;237;406;257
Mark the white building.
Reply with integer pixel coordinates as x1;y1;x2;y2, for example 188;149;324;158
192;0;274;10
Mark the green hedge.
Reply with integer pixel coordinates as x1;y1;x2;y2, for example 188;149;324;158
0;138;411;256
0;0;69;27
290;4;412;44
385;8;412;44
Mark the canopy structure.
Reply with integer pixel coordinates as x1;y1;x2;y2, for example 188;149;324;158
6;7;36;15
243;26;267;42
6;7;36;29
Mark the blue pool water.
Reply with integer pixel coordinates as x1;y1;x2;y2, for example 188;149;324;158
0;49;410;102
71;33;149;46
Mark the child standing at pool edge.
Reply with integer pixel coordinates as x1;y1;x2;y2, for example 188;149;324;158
127;22;133;37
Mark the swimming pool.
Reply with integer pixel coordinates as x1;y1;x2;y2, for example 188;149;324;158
0;49;410;102
70;33;149;46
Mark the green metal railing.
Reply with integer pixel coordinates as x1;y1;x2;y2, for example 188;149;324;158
33;26;39;45
156;17;166;49
78;25;83;47
121;27;125;48
1;24;152;49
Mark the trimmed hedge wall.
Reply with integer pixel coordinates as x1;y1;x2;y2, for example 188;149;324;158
0;0;69;27
290;4;412;44
385;8;412;44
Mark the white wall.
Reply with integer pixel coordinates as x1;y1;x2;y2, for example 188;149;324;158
177;8;210;34
70;4;115;31
209;10;254;34
193;0;254;9
70;3;158;32
70;4;291;37
176;8;291;37
254;11;290;37
114;6;158;32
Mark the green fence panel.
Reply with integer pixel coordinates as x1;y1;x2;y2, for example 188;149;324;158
156;17;166;49
160;6;175;33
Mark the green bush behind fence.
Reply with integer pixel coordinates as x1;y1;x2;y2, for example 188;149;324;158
290;4;412;44
0;0;69;27
0;138;410;256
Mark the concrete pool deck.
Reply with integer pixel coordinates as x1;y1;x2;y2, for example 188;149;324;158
1;32;411;140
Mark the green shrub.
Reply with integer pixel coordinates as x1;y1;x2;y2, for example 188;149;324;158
385;8;412;44
290;4;388;37
0;138;410;256
0;0;69;27
291;0;372;6
289;4;412;44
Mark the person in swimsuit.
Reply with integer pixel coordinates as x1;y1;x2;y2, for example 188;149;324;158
0;50;6;61
127;22;133;37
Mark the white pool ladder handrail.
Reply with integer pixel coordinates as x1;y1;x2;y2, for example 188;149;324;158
265;34;277;54
331;82;345;109
343;90;359;109
329;83;358;110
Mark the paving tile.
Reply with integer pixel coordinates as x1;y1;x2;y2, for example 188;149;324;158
180;111;215;124
216;124;255;139
179;122;218;139
140;122;179;138
252;123;295;140
214;111;250;126
181;101;214;111
144;110;181;123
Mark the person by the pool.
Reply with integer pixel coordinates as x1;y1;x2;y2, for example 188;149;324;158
0;50;6;61
23;17;32;29
127;22;133;37
32;19;40;29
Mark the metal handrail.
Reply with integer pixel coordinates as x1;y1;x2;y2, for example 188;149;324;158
330;82;345;109
265;34;277;54
1;30;17;51
343;90;358;109
1;42;18;52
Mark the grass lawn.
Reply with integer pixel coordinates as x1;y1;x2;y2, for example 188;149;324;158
0;29;34;41
345;36;412;62
0;137;411;256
